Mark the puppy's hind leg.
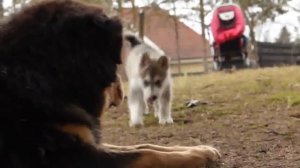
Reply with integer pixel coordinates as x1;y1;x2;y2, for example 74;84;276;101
158;86;173;125
128;86;146;127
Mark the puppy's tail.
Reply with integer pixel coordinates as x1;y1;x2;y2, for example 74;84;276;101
124;34;142;48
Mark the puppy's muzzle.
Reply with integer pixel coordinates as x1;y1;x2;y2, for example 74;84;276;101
147;95;157;104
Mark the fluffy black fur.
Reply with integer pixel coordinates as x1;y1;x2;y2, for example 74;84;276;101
0;1;139;167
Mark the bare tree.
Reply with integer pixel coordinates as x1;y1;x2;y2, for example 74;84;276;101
74;0;113;12
199;0;208;72
276;26;291;43
233;0;289;64
0;0;4;18
116;0;123;14
138;10;145;40
129;0;138;29
170;0;181;74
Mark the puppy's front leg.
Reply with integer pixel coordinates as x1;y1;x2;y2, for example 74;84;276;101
158;86;173;125
128;86;146;127
153;101;159;118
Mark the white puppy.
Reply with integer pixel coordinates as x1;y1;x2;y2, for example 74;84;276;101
125;34;173;127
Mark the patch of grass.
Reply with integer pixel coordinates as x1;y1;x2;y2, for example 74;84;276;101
240;81;270;94
172;66;300;115
144;114;158;126
270;91;300;107
172;103;186;112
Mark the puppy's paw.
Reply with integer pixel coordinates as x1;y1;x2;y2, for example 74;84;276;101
129;121;144;128
144;109;150;115
154;111;158;118
158;117;173;125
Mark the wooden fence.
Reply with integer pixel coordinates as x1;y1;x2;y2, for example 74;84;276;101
257;42;300;67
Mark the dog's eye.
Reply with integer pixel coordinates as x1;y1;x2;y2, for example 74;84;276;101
144;80;150;86
155;80;161;86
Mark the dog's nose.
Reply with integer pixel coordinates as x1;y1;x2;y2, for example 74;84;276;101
148;95;157;103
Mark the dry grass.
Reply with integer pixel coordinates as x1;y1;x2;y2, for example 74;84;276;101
170;63;205;74
102;66;300;168
173;66;300;111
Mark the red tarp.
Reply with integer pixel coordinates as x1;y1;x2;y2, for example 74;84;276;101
211;4;245;45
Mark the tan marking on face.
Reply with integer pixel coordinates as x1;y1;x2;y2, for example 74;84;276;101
104;74;124;109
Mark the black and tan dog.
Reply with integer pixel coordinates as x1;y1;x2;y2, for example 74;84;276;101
0;0;221;167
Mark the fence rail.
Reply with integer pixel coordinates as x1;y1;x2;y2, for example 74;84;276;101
257;42;300;67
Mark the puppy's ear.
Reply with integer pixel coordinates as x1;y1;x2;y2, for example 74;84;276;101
140;53;151;68
157;55;169;70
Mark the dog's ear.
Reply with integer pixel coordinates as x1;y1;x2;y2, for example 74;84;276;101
140;53;151;68
105;16;123;64
157;55;169;70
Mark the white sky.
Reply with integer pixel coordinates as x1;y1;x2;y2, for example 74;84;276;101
254;0;300;42
120;0;300;42
2;0;300;42
3;0;12;8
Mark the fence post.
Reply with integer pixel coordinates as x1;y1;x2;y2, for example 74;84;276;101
291;43;296;65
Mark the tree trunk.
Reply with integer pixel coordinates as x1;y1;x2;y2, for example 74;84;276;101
171;0;181;74
200;0;208;72
21;0;26;8
116;0;123;14
129;0;138;29
173;16;181;74
0;0;4;18
12;0;17;12
105;0;113;12
248;15;259;67
138;10;145;40
238;3;259;67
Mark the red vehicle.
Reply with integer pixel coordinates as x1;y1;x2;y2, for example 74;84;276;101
210;3;249;70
